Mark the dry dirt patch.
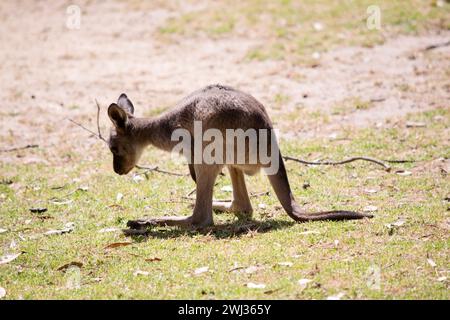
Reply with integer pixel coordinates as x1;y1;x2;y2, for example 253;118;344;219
0;1;448;162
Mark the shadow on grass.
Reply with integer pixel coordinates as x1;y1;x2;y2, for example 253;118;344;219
124;219;295;241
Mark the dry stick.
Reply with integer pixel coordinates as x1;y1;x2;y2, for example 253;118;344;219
383;159;416;164
68;99;107;142
283;155;392;171
68;118;107;143
184;190;270;202
0;144;39;153
424;40;450;51
95;99;105;141
186;187;197;197
135;164;187;177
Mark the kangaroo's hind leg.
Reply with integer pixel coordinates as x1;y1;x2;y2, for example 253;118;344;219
213;166;253;220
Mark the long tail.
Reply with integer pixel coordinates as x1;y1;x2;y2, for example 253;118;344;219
267;153;373;222
288;207;373;222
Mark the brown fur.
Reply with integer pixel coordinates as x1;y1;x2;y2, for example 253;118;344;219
107;85;372;229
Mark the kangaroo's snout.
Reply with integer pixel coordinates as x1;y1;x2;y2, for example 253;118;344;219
113;157;133;175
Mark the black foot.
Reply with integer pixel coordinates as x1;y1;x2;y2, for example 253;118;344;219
126;219;157;230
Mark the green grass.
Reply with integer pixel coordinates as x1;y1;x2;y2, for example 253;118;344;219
157;0;450;63
1;108;448;299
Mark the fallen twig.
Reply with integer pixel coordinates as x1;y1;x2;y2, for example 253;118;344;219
68;118;107;142
369;97;386;103
0;144;39;153
68;99;107;143
186;187;197;197
283;155;392;171
383;159;416;164
185;190;270;203
424;40;450;51
135;165;187;177
95;99;105;141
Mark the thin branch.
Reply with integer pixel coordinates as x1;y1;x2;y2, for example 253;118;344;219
0;144;39;153
67;99;107;143
186;187;196;197
184;190;270;202
250;191;270;198
95;99;105;141
135;165;187;177
68;118;106;142
383;159;416;164
283;155;392;171
424;40;450;51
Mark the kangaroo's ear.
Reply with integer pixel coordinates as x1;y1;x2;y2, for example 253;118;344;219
108;103;128;130
117;93;134;115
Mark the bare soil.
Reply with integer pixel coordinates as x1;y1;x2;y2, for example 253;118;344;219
0;0;449;162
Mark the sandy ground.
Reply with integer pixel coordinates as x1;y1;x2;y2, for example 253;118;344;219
0;0;449;164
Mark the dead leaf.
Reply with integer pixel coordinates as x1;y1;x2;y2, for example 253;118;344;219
0;287;5;299
37;215;52;220
363;205;378;212
263;288;281;295
437;276;447;282
427;258;437;268
406;121;426;128
132;175;145;183
244;265;261;274
221;185;233;193
385;219;406;232
395;170;412;176
107;204;125;210
44;222;74;236
57;261;83;272
364;189;378;194
277;262;293;267
0;252;21;265
145;257;162;262
0;228;7;234
49;199;73;205
392;219;406;227
228;266;245;273
194;266;209;275
327;292;345;300
104;242;132;249
246;282;266;289
9;240;17;249
313;21;324;31
133;270;149;276
116;193;123;202
98;227;119;233
299;230;320;235
298;279;312;290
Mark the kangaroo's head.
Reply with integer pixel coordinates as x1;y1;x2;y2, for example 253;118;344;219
108;94;144;175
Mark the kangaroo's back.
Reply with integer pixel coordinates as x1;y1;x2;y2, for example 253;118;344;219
171;84;273;133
